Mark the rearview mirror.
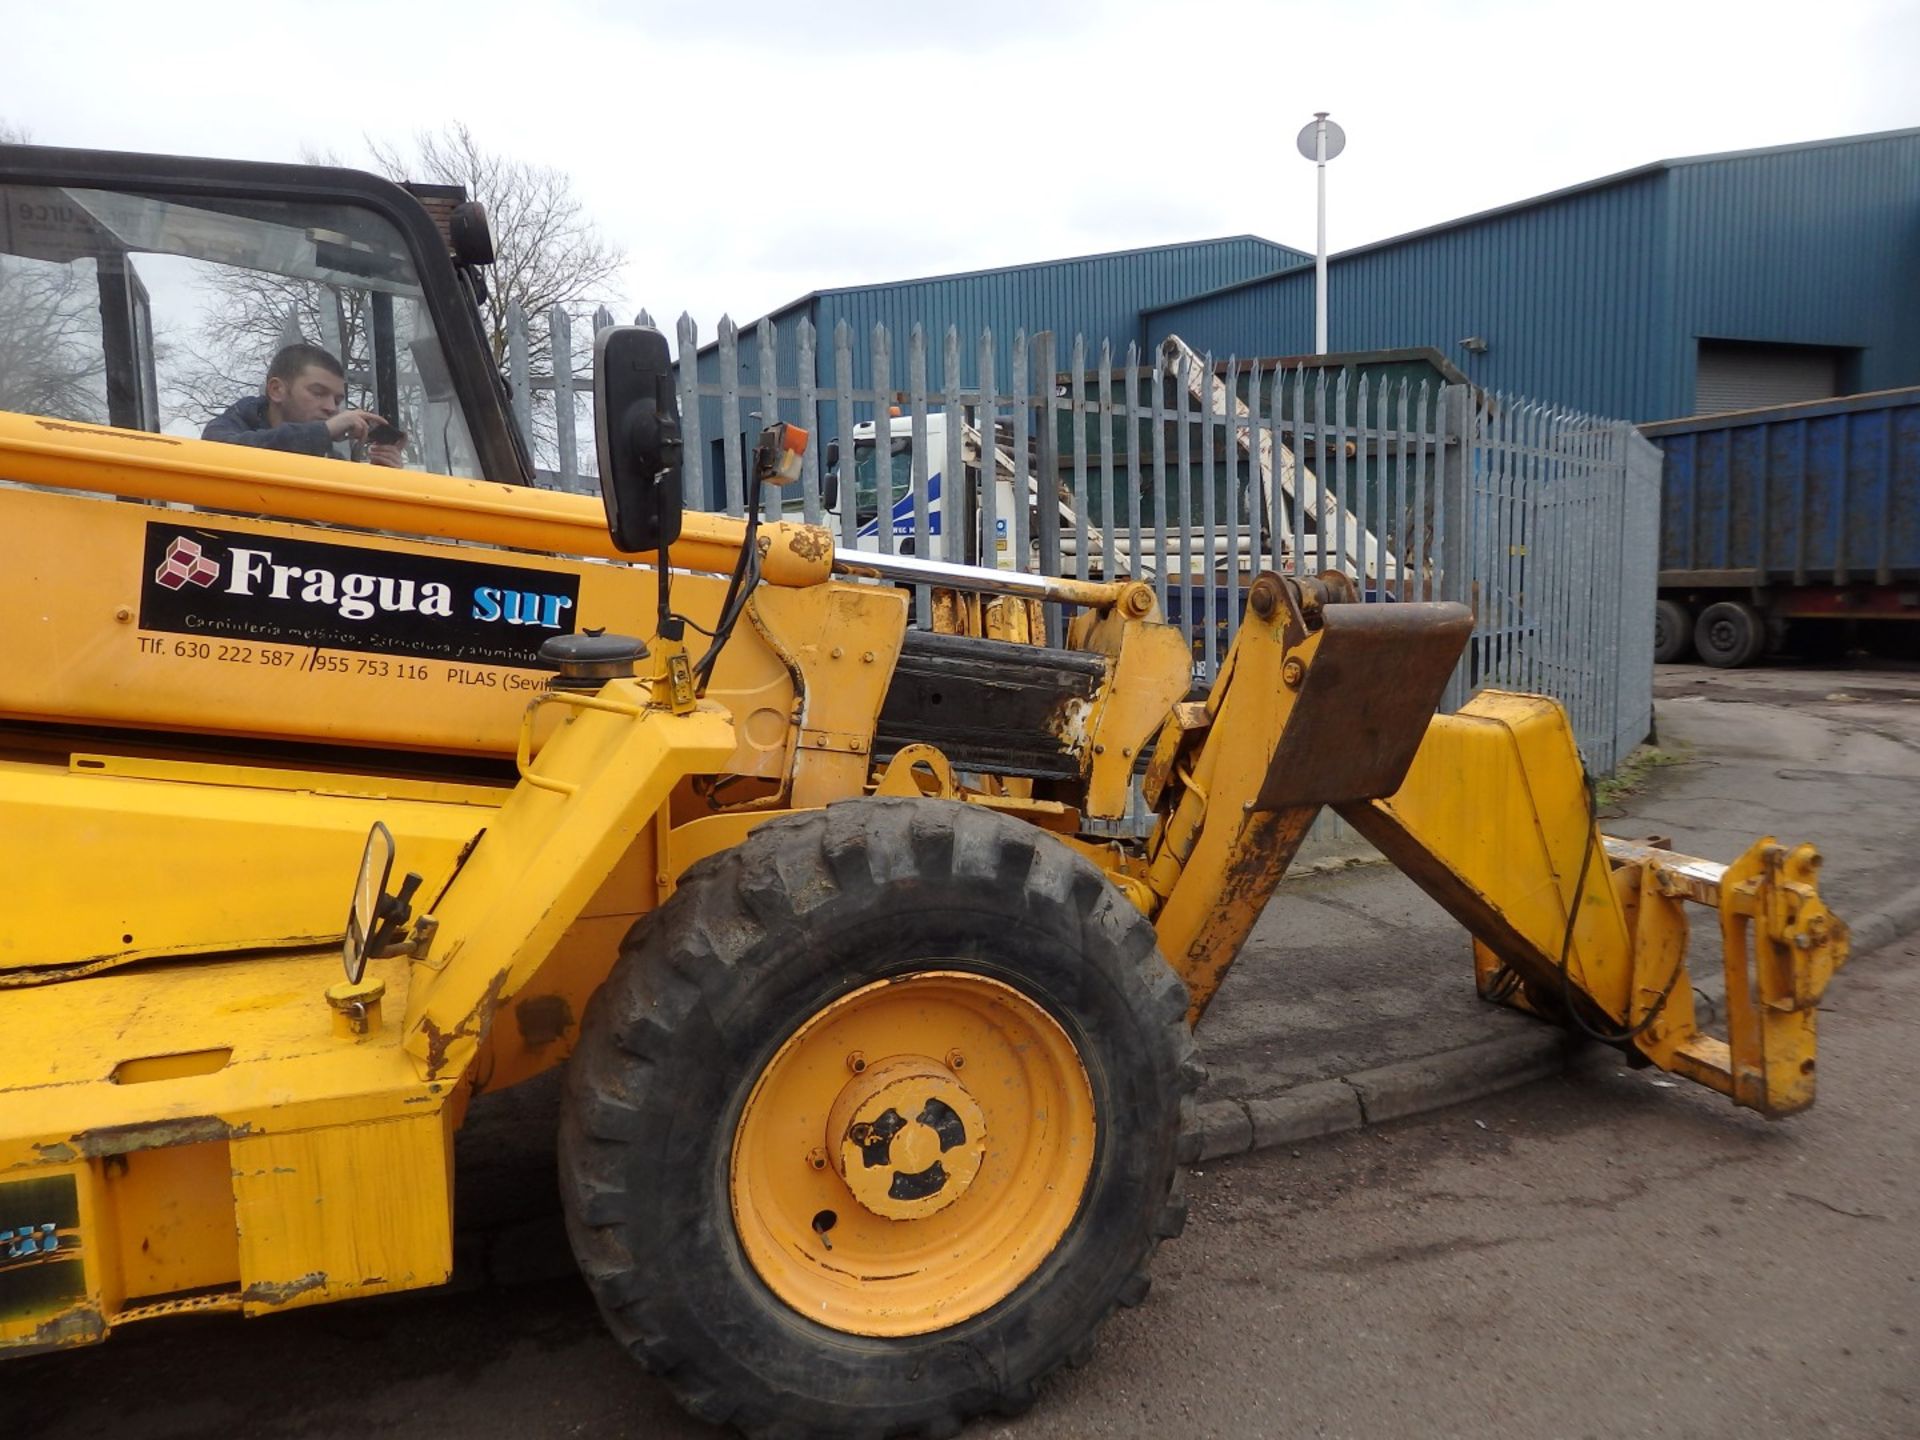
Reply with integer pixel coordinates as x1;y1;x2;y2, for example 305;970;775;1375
593;326;685;554
823;440;840;511
343;822;395;986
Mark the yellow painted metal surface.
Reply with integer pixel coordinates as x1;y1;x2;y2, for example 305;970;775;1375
0;484;737;756
1342;692;1848;1117
1079;616;1193;821
103;1142;240;1303
403;681;737;1079
1347;693;1635;1009
0;754;498;979
0;411;833;587
745;582;909;809
0;949;451;1352
826;1056;988;1221
0;667;732;1351
231;1115;452;1315
731;972;1094;1337
1148;608;1326;1013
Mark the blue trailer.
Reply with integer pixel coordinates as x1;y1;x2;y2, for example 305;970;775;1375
1640;387;1920;666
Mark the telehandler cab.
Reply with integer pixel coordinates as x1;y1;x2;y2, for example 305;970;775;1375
0;144;1848;1438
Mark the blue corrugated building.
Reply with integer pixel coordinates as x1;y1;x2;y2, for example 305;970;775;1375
702;233;1303;385
686;127;1920;502
1145;128;1920;423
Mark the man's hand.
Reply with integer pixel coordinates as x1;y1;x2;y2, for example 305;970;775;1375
367;442;406;469
325;409;389;443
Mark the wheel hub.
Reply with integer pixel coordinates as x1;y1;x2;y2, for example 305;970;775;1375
827;1056;986;1220
730;971;1095;1336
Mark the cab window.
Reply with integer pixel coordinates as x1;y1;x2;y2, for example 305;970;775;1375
0;184;481;478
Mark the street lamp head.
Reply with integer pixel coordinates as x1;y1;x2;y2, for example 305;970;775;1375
1296;115;1346;163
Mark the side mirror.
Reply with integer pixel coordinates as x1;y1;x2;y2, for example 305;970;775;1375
343;822;395;986
593;326;685;554
823;440;840;511
342;821;424;985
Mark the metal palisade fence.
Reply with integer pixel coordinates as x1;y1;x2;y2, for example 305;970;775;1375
503;303;1658;775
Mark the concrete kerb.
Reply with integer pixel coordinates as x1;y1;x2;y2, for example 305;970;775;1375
1190;1031;1576;1163
1847;878;1920;961
1190;879;1920;1165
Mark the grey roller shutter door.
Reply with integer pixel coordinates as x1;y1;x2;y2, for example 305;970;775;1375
1694;342;1840;415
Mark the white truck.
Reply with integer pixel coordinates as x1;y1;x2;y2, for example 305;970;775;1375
827;413;1022;569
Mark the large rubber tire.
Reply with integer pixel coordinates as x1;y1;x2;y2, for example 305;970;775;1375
1693;600;1766;668
1653;598;1693;664
559;797;1200;1439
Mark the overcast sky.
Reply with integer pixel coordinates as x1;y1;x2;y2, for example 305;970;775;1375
4;0;1916;342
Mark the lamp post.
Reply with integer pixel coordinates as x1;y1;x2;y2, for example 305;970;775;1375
1295;112;1346;356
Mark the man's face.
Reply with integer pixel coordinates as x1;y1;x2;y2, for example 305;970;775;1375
268;365;346;424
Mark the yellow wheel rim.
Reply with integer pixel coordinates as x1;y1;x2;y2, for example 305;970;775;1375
730;971;1096;1337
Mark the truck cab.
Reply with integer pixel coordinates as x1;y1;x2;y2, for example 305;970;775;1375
824;412;1022;568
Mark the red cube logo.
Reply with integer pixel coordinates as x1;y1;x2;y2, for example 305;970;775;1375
155;537;221;590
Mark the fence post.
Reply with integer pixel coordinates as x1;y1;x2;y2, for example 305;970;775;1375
943;326;965;566
1616;422;1661;764
550;305;577;491
977;330;998;570
1069;335;1089;583
1011;328;1031;577
871;325;893;553
1124;342;1142;581
796;319;821;525
717;317;744;516
833;321;856;545
506;301;533;466
1439;382;1473;711
1032;332;1062;646
675;313;705;510
908;325;931;570
757;317;781;522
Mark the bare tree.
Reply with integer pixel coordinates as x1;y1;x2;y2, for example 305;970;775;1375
367;123;625;372
0;260;109;421
164;267;380;426
0;118;114;421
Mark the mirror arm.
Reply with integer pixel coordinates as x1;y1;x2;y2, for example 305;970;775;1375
370;871;424;958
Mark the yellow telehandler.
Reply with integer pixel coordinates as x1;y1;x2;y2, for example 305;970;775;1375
0;143;1847;1438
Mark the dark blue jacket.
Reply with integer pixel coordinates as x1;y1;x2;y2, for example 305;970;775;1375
202;395;335;456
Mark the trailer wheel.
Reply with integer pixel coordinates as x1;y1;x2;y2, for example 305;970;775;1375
1654;599;1693;663
559;797;1199;1440
1693;600;1766;668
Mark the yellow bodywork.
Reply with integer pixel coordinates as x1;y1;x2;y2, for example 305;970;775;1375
0;411;1851;1358
0;670;734;1352
1342;692;1845;1117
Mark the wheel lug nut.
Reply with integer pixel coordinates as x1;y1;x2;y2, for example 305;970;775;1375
946;1049;965;1071
806;1147;828;1171
846;1051;867;1074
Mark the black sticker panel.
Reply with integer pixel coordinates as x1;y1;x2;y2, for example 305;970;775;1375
139;523;581;667
0;1174;85;1325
